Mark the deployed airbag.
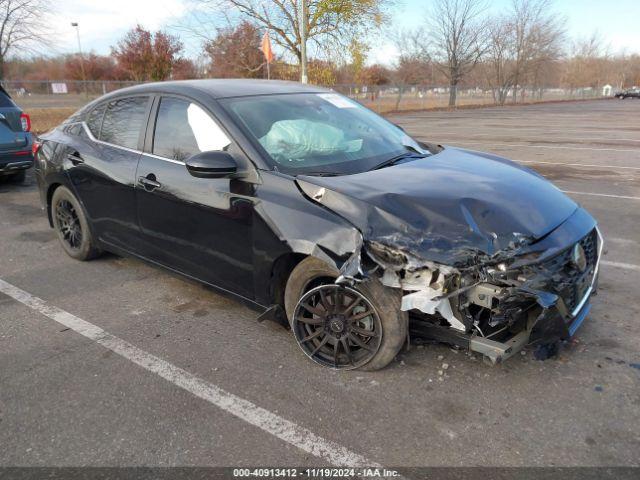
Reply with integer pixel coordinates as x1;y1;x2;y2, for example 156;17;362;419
259;119;361;161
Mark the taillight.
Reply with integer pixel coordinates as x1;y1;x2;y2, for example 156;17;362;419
32;140;41;157
20;113;31;132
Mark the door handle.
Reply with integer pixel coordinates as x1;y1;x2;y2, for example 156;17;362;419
67;152;84;165
138;175;162;191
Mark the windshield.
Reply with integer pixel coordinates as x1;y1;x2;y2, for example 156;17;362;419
220;93;426;175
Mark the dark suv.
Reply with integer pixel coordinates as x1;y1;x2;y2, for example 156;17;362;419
615;88;640;99
0;84;33;182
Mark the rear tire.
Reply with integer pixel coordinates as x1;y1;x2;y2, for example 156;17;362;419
284;256;407;370
51;186;101;261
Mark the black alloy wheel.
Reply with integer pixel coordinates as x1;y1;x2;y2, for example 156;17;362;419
292;284;383;369
55;199;83;250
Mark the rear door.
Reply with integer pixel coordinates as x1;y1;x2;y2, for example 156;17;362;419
135;95;255;297
66;95;151;250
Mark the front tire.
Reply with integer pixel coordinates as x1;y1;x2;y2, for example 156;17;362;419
284;256;407;370
51;186;101;261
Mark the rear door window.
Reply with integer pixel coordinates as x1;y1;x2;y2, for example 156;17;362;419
100;96;149;149
152;97;230;161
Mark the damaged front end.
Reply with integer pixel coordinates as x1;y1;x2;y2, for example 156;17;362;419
296;156;603;364
364;223;602;363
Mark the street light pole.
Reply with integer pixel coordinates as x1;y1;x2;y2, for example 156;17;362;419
299;0;308;84
71;22;88;97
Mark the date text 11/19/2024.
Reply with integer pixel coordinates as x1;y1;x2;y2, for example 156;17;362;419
232;468;400;477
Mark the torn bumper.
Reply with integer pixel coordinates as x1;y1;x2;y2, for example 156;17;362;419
470;292;596;364
409;225;602;363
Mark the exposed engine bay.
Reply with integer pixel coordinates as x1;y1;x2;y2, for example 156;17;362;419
361;226;602;363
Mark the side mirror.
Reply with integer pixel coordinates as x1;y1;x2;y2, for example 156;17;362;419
185;151;237;179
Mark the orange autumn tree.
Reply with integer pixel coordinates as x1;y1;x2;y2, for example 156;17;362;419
112;25;184;81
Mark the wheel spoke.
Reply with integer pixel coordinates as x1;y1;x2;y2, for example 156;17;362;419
351;326;378;338
318;289;332;312
342;295;362;315
333;339;340;367
334;288;343;313
299;302;325;317
300;328;323;343
295;315;323;326
348;309;374;322
340;337;355;365
309;335;330;356
348;333;375;352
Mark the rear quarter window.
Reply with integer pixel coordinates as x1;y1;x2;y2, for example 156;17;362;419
86;103;107;138
100;96;149;149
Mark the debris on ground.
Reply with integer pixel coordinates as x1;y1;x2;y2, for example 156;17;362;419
534;342;560;361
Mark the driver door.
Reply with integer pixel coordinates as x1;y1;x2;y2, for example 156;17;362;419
135;95;255;297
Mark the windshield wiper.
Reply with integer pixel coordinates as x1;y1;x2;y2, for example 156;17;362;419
300;171;343;177
368;152;429;171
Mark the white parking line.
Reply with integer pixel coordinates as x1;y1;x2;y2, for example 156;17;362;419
608;237;639;247
521;160;640;171
452;141;639;153
602;261;640;273
560;190;640;201
431;131;640;143
0;278;377;467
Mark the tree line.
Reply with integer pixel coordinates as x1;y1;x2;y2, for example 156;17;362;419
2;0;639;106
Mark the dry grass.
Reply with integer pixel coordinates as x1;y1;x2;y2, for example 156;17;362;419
31;108;77;134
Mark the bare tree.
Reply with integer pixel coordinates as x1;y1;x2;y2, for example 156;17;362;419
0;0;51;78
389;28;431;109
187;0;392;82
485;17;512;104
484;0;564;105
563;32;610;93
426;0;487;107
509;0;565;102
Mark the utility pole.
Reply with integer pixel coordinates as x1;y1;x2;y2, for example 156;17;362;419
71;22;88;98
299;0;308;84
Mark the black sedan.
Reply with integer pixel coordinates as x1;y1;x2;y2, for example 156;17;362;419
35;80;602;370
0;84;34;182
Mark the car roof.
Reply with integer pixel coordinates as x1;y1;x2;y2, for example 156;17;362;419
101;79;329;100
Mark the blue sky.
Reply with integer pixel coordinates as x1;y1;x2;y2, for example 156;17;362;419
47;0;640;63
394;0;639;49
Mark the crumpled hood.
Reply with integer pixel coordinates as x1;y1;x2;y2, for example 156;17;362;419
296;147;578;266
